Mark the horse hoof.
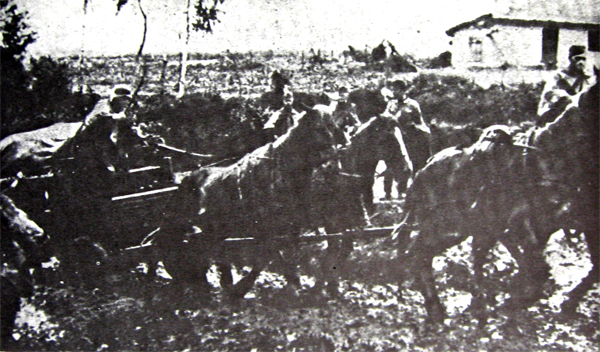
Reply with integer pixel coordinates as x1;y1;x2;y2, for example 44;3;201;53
560;299;580;316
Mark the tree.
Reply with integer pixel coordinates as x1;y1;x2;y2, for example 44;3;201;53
89;0;225;98
1;0;36;137
173;0;225;97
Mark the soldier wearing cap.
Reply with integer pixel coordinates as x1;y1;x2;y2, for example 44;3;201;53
259;70;292;112
263;85;305;141
380;80;431;199
74;85;133;173
82;85;132;128
314;84;362;146
537;45;597;126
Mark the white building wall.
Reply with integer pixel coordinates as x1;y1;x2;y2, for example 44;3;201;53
450;25;598;70
557;29;599;69
486;26;542;67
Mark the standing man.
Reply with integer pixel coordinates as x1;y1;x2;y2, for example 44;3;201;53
263;85;305;141
259;70;291;112
315;84;362;146
381;79;431;199
537;45;597;126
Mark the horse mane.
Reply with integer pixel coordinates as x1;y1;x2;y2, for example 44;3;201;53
221;107;334;179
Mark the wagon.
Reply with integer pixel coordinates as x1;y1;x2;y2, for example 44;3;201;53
2;148;397;260
1;145;198;254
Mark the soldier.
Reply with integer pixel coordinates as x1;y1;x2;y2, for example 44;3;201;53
381;80;431;199
537;45;597;126
315;84;362;146
73;84;133;173
259;70;291;112
263;85;305;141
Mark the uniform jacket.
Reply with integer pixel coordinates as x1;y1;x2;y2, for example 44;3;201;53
537;68;596;124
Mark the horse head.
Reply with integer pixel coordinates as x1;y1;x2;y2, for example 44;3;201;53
1;193;49;272
275;107;340;172
343;115;401;172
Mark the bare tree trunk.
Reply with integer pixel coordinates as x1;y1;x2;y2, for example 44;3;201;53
130;0;149;109
77;1;88;92
136;0;148;61
176;0;193;99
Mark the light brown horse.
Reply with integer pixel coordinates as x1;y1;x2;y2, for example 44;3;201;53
156;108;340;301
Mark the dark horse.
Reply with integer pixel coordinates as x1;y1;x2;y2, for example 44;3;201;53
520;73;599;314
393;74;598;324
313;114;410;227
310;115;409;295
1;193;49;347
156;108;339;301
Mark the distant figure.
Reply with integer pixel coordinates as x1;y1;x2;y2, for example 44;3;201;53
372;41;387;62
537;45;597;126
259;70;291;112
381;80;431;198
263;86;305;141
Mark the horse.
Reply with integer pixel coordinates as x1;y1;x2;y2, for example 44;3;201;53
309;115;410;295
155;108;340;302
391;124;572;324
1;193;49;347
519;73;598;314
0;122;82;177
393;75;598;324
339;115;411;215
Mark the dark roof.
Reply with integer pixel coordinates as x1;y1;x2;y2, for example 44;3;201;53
499;0;599;23
446;13;600;36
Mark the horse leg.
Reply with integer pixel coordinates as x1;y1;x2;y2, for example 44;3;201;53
226;243;270;301
417;254;446;324
359;173;375;215
215;260;234;292
390;157;411;198
502;232;551;309
470;232;499;326
273;249;303;296
562;225;599;314
1;277;21;349
321;236;354;297
156;220;214;303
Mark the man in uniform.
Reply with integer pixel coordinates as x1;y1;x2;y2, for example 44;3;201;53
381;79;431;199
74;84;133;173
315;84;362;146
259;70;291;112
263;85;305;141
537;45;597;126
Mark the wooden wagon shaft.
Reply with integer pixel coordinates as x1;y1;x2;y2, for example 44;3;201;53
122;226;396;252
155;143;215;158
224;226;396;244
111;186;179;202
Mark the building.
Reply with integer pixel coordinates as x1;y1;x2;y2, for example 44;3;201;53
446;0;599;69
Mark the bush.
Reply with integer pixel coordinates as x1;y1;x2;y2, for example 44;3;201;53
411;73;542;127
1;0;36;137
28;56;73;117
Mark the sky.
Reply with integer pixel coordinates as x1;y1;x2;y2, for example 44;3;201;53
13;0;499;59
